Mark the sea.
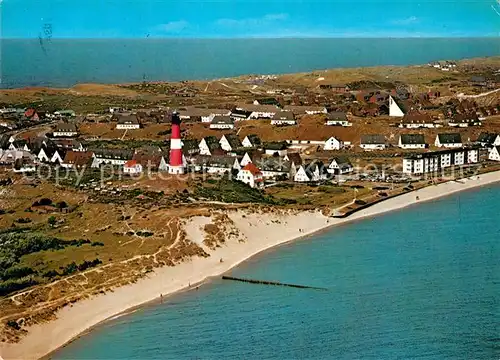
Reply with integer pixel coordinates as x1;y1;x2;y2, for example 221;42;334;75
1;37;500;89
54;184;500;360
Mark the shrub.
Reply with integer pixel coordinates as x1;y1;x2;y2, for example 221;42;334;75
15;218;32;224
0;277;39;296
91;241;104;247
56;201;68;209
42;270;60;279
47;216;57;226
38;198;53;206
1;266;35;281
6;320;20;330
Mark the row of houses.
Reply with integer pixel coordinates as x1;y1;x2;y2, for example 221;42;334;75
360;133;466;151
402;147;479;175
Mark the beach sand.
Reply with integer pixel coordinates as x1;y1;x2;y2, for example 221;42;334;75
1;172;500;360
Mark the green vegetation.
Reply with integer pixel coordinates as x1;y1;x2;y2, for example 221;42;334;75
193;177;295;205
0;228;102;296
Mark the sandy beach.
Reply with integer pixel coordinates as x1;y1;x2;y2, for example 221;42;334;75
1;171;500;360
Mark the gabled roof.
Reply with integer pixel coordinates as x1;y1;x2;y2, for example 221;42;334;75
302;160;328;178
437;133;462;144
451;112;479;123
331;156;352;167
124;160;138;167
117;114;139;124
258;157;291;172
477;132;499;144
182;139;200;152
196;155;239;167
222;134;242;149
63;151;93;167
326;111;348;121
264;141;288;150
55;122;77;132
92;148;134;160
400;134;426;145
201;136;221;151
231;109;252;118
245;134;262;146
242;162;262;176
284;152;302;165
272;111;295;120
211;116;234;125
401;110;433;124
361;134;385;145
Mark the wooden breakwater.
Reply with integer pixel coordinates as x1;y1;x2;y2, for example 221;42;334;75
222;276;327;290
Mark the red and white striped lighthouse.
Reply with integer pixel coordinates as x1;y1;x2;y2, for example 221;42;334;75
168;111;185;174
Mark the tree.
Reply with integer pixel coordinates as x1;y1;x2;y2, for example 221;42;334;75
47;216;57;227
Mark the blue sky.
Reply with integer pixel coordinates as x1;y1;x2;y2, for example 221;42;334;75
2;0;500;38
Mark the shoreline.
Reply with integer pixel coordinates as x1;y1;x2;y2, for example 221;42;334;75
2;171;500;360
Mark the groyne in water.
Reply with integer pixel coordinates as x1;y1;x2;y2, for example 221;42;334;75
222;276;328;290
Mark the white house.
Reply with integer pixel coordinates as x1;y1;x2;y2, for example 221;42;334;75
50;149;66;164
327;157;353;175
325;112;352;126
91;149;134;167
448;113;481;128
202;109;231;123
283;105;327;115
294;161;329;182
398;134;426;149
247;105;278;119
323;136;343;151
210;116;234;130
116;115;140;129
237;163;264;188
240;152;254;167
264;142;288;156
242;134;262;148
435;133;462;148
270;111;296;126
123;160;143;175
199;136;222;156
53;123;78;137
8;140;30;152
259;157;291;179
389;95;405;117
477;133;500;147
360;135;386;151
403;148;479;175
399;111;438;128
202;156;241;174
219;134;242;152
61;151;93;169
13;159;36;173
489;146;500;161
37;147;51;162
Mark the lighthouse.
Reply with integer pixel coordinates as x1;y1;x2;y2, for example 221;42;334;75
168;111;185;174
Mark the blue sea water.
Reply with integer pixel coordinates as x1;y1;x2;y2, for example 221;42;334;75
2;38;500;89
54;185;500;360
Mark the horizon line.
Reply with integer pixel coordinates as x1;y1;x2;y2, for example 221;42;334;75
2;35;500;40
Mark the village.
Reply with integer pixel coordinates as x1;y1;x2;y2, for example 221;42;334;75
0;58;500;204
1;57;500;353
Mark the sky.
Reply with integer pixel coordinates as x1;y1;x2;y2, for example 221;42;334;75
2;0;500;38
